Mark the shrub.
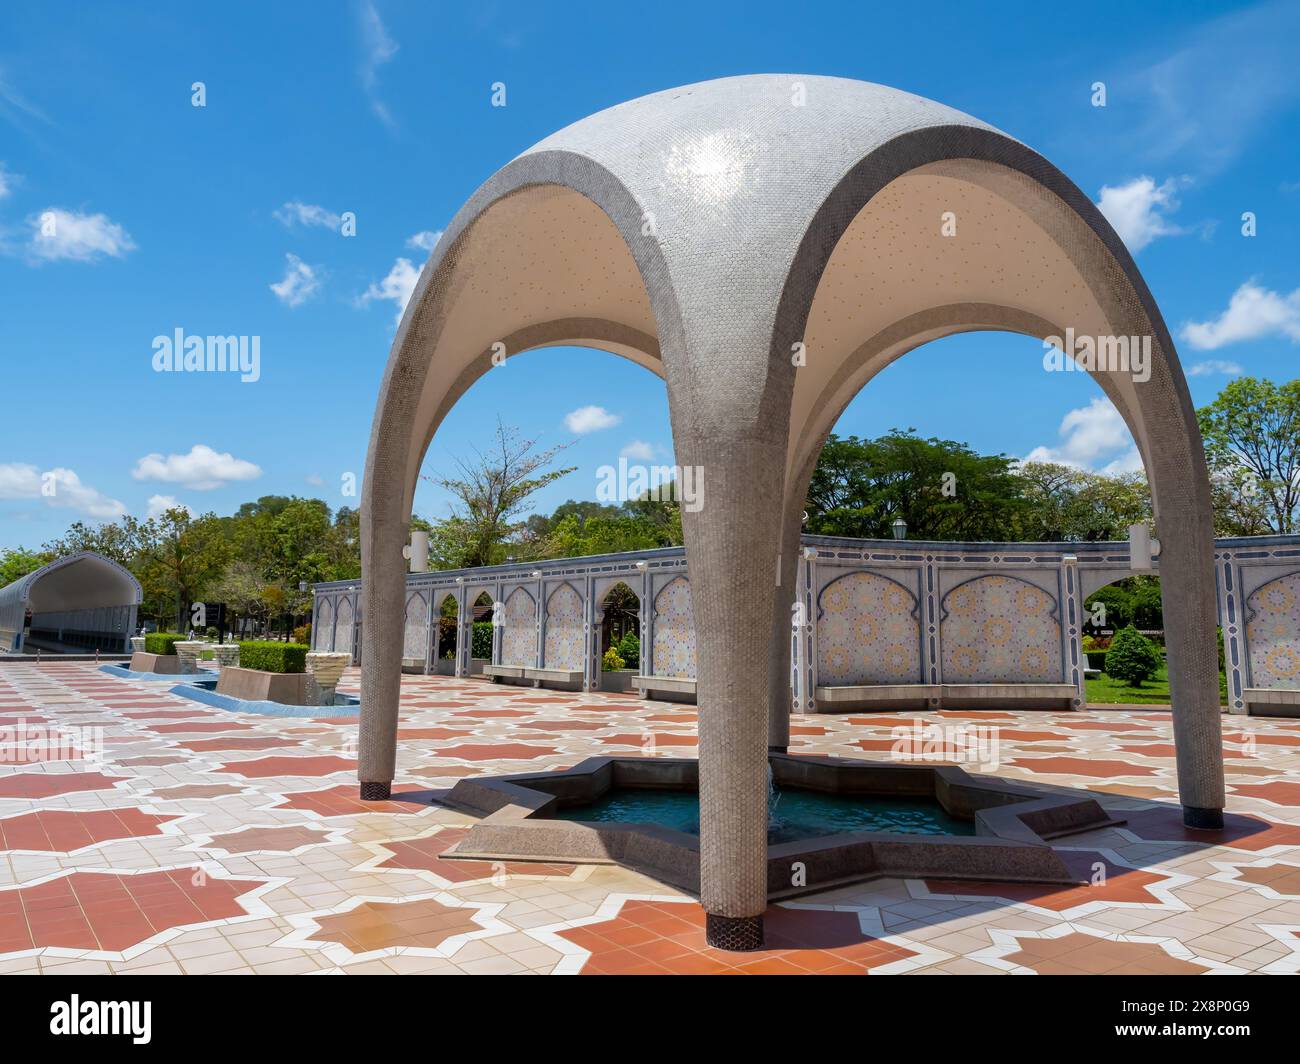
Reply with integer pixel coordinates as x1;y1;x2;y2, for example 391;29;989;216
616;630;640;670
602;647;625;672
237;641;309;674
293;623;312;646
471;621;494;659
204;626;219;641
144;632;185;655
1104;626;1162;687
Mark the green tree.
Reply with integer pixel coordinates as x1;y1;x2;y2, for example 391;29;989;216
1197;377;1300;534
44;516;145;566
423;420;575;567
1016;462;1151;541
138;508;233;631
806;431;1029;540
0;547;51;586
1104;626;1162;686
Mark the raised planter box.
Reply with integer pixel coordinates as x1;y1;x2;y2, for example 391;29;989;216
600;669;637;693
128;651;183;674
216;665;312;706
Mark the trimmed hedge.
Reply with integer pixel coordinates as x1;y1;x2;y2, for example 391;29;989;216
237;641;309;674
471;620;493;660
144;632;185;655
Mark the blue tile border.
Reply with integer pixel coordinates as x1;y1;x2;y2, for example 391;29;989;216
168;681;360;718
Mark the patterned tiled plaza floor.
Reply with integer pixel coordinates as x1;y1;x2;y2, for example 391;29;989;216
1;661;1299;975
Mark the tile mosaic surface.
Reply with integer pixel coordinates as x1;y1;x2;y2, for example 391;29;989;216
1;661;1299;975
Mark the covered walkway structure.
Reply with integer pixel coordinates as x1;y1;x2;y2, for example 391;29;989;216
0;552;141;654
358;75;1225;949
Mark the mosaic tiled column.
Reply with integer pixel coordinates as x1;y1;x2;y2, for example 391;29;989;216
677;427;787;952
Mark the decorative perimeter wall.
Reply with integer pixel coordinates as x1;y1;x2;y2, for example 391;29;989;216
312;533;1300;715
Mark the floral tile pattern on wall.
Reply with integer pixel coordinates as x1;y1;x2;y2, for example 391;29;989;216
653;577;696;679
544;583;585;672
817;571;922;685
501;587;537;668
940;575;1061;683
1246;572;1300;689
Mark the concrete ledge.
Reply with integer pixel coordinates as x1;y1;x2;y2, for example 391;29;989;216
631;675;697;703
523;667;583;690
216;665;312;705
813;682;1079;712
482;664;526;681
482;663;584;690
1243;687;1300;718
816;684;938;706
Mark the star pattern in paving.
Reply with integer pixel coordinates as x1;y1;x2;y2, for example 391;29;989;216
0;660;1297;974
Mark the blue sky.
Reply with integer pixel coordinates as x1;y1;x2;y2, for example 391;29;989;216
1;0;1297;550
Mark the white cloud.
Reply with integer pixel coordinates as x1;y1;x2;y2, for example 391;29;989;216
274;201;342;230
405;228;441;252
565;406;621;435
619;440;657;461
0;463;126;519
269;253;322;307
305;473;324;486
1180;281;1300;350
406;229;442;252
1024;397;1140;473
359;257;420;324
0;162;17;200
358;0;398;129
146;494;194;519
131;444;262;491
1095;176;1186;252
27;207;136;262
1186;359;1244;377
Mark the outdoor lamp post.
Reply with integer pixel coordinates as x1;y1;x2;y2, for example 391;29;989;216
892;517;907;541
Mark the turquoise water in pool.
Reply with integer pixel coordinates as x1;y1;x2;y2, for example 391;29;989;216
551;788;973;842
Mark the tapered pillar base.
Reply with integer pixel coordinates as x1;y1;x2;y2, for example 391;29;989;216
705;913;764;951
1183;805;1223;830
360;781;392;801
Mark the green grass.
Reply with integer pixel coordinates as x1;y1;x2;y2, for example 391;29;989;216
1085;659;1229;706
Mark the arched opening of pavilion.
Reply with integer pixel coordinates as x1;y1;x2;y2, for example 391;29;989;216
0;552;142;654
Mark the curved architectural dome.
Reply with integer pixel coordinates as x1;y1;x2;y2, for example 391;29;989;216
359;74;1225;950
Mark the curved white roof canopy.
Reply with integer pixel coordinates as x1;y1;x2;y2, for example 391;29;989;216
0;552;143;614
